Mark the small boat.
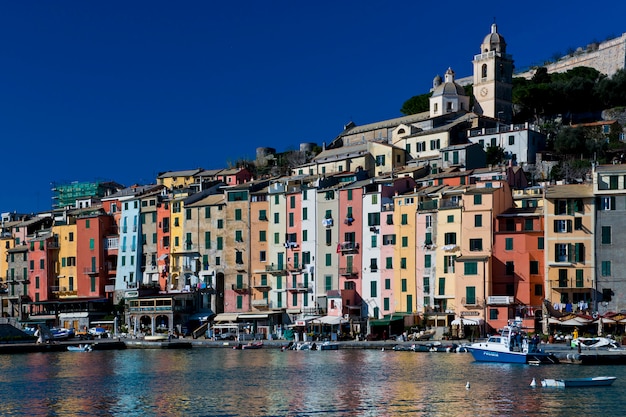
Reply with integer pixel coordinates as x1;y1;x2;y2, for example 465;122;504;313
234;341;263;350
540;376;616;388
466;323;559;364
67;344;92;352
144;334;169;342
319;341;339;350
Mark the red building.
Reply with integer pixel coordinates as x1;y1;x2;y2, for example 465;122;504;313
491;207;545;332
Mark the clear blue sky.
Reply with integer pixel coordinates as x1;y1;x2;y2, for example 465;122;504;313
1;1;624;214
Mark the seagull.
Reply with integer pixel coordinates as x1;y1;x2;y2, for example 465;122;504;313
466;381;470;389
530;378;537;387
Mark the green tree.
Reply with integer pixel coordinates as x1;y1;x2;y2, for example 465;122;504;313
400;93;431;115
485;145;506;166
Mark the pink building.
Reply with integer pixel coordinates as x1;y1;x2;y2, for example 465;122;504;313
337;184;363;318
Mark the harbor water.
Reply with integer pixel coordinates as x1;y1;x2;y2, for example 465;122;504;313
0;347;624;416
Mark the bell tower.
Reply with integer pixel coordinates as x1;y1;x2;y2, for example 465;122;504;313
472;23;514;122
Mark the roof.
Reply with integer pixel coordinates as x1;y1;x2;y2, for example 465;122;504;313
336;111;431;138
157;169;203;179
185;194;225;208
313;143;369;162
545;183;594;199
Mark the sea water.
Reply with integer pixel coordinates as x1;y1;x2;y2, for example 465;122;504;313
0;348;623;416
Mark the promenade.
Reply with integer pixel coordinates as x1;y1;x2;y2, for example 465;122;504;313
3;336;626;364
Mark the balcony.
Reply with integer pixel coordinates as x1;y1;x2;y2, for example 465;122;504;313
339;267;359;278
253;281;272;292
487;296;515;305
287;283;309;292
461;297;484;307
232;284;250;293
251;299;269;308
338;242;359;253
439;199;461;209
265;264;287;276
418;200;438;211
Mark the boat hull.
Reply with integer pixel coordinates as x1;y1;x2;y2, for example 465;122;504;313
467;347;558;364
542;376;616;387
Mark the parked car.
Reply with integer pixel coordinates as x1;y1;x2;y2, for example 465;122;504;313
88;327;109;338
51;327;75;340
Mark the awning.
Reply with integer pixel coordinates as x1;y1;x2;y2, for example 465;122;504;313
441;244;458;252
238;314;269;320
286;308;301;314
312;316;348;325
369;314;405;326
548;317;591;326
158;254;169;261
213;313;239;322
189;310;215;321
451;318;484;326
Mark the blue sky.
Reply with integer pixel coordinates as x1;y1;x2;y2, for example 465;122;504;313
1;1;625;213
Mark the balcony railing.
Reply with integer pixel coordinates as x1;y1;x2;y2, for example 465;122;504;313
461;297;484;307
487;296;515;305
419;200;438;211
338;242;359;253
339;267;358;277
232;284;250;293
287;283;309;292
251;299;269;308
439;199;460;209
265;264;287;275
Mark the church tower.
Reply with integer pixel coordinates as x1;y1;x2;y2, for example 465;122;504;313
472;23;514;122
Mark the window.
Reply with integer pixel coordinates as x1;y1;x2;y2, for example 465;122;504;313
290;195;296;208
609;175;619;190
524;219;534;231
444;256;455;273
385;257;393;269
302;207;307;220
474;194;482;205
447;215;454;223
576;269;584;287
535;284;543;297
508;135;515;145
235;230;243;242
259;230;266;242
474;214;482;227
205;207;211;218
371;194;378;204
274;213;280;224
505;238;513;250
370;259;378;272
325;275;332;291
235;209;242;221
464;262;478;275
469;239;483;251
370;281;377;297
217;219;223;229
274;233;280;244
538;237;544;250
401;214;408;225
601;226;611;244
466;286;476;304
438;277;445;295
505;261;514;275
599;196;616;211
401;279;407;292
288;213;294;227
602;261;611;276
260;251;266;262
530;261;539;275
554;219;572;233
400;258;407;269
383;234;396;245
325;253;332;266
444;233;456;245
386;214;393;225
371;235;377;248
303;230;308;242
424;254;431;268
217;237;223;250
347;190;353;201
574;217;582;230
368;213;380;226
325;229;332;245
402;236;408;247
423;277;430;294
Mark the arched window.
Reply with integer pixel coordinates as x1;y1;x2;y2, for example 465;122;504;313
481;64;488;79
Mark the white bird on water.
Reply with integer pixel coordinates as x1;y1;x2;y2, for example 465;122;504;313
530;378;537;387
466;381;470;389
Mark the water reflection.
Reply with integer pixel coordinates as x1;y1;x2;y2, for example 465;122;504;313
0;348;623;416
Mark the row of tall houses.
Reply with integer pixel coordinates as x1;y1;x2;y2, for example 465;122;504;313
1;163;626;338
1;24;623;339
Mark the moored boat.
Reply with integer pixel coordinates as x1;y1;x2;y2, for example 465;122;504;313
67;344;92;352
541;376;616;387
466;323;559;364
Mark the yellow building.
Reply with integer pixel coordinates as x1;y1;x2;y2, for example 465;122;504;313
393;191;419;314
52;220;78;299
544;184;595;317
